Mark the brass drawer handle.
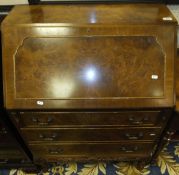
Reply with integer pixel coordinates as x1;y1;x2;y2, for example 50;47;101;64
0;128;8;135
121;146;138;153
32;117;53;126
164;131;175;142
20;159;30;164
125;132;144;140
129;116;149;125
49;148;64;155
39;133;57;141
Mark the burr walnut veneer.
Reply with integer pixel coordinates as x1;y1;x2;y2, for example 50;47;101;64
1;4;177;166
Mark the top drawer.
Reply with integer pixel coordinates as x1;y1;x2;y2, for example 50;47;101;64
13;111;167;128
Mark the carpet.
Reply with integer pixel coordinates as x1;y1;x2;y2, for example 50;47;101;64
1;142;179;175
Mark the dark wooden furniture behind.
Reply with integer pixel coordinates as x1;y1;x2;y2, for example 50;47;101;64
28;0;172;4
1;4;177;167
0;9;35;169
0;113;33;168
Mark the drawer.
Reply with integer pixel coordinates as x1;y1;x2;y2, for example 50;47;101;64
30;142;155;160
15;111;167;128
0;148;24;159
0;158;29;164
21;127;161;142
0;156;33;169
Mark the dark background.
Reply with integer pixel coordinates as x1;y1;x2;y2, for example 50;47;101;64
27;0;178;4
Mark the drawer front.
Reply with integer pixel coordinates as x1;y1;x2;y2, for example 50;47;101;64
16;111;167;128
0;159;32;168
0;148;24;159
21;128;161;142
30;142;155;160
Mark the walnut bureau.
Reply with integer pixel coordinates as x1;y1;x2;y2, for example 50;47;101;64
1;4;177;167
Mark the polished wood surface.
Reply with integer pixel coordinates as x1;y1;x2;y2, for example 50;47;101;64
2;4;177;26
12;111;167;128
21;127;161;142
29;142;155;161
2;5;176;109
15;36;164;99
1;4;177;166
10;109;172;163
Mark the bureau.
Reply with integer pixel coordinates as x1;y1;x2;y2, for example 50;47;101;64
1;4;177;168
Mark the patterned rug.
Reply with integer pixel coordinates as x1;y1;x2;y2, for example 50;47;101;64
1;142;179;175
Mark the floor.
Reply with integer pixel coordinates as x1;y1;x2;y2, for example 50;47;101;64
0;142;179;175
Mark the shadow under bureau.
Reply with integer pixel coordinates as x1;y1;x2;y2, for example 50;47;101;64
1;4;177;167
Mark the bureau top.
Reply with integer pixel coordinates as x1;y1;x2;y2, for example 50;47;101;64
2;4;177;27
2;4;177;109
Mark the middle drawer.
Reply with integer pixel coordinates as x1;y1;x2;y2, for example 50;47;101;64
15;111;164;128
21;127;161;143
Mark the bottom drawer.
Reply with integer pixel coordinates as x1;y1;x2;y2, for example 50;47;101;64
30;142;155;161
0;159;35;170
0;148;24;159
0;158;31;165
